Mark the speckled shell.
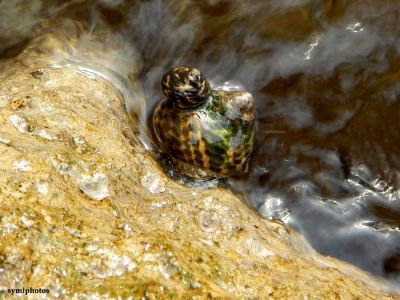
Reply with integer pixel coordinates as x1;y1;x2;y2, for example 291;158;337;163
153;89;255;179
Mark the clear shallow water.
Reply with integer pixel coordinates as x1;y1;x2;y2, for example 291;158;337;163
1;0;400;285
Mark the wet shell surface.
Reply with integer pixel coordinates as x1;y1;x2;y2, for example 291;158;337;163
153;67;255;179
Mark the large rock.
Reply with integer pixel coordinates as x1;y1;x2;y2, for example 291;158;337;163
0;23;397;299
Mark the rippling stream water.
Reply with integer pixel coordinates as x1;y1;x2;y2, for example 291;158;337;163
1;0;400;285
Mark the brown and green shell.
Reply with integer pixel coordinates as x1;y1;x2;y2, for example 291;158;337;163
153;89;255;179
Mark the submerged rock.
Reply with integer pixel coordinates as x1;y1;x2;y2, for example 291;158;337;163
0;25;397;299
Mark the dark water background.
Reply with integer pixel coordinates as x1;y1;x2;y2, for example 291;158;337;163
1;0;400;285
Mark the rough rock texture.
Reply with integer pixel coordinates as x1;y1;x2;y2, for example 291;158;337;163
0;21;398;300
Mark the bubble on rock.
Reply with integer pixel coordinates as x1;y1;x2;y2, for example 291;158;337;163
9;115;55;140
9;114;28;133
150;200;169;209
13;160;32;172
36;180;49;195
190;281;201;289
0;137;10;145
123;223;132;232
158;261;179;280
1;215;18;236
90;248;137;278
50;280;65;298
199;238;214;246
20;214;34;228
73;135;85;145
199;196;238;234
143;253;156;262
33;128;56;140
76;172;109;201
86;244;99;253
236;237;274;258
199;210;224;234
0;95;10;108
141;172;166;194
215;279;235;294
64;226;87;238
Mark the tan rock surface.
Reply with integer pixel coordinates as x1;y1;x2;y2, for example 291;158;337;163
0;22;398;300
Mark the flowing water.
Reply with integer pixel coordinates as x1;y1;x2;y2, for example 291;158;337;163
1;0;400;286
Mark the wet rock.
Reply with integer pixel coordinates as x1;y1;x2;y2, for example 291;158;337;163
0;24;397;299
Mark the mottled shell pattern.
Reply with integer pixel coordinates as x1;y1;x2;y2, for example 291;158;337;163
153;67;255;179
161;67;210;110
